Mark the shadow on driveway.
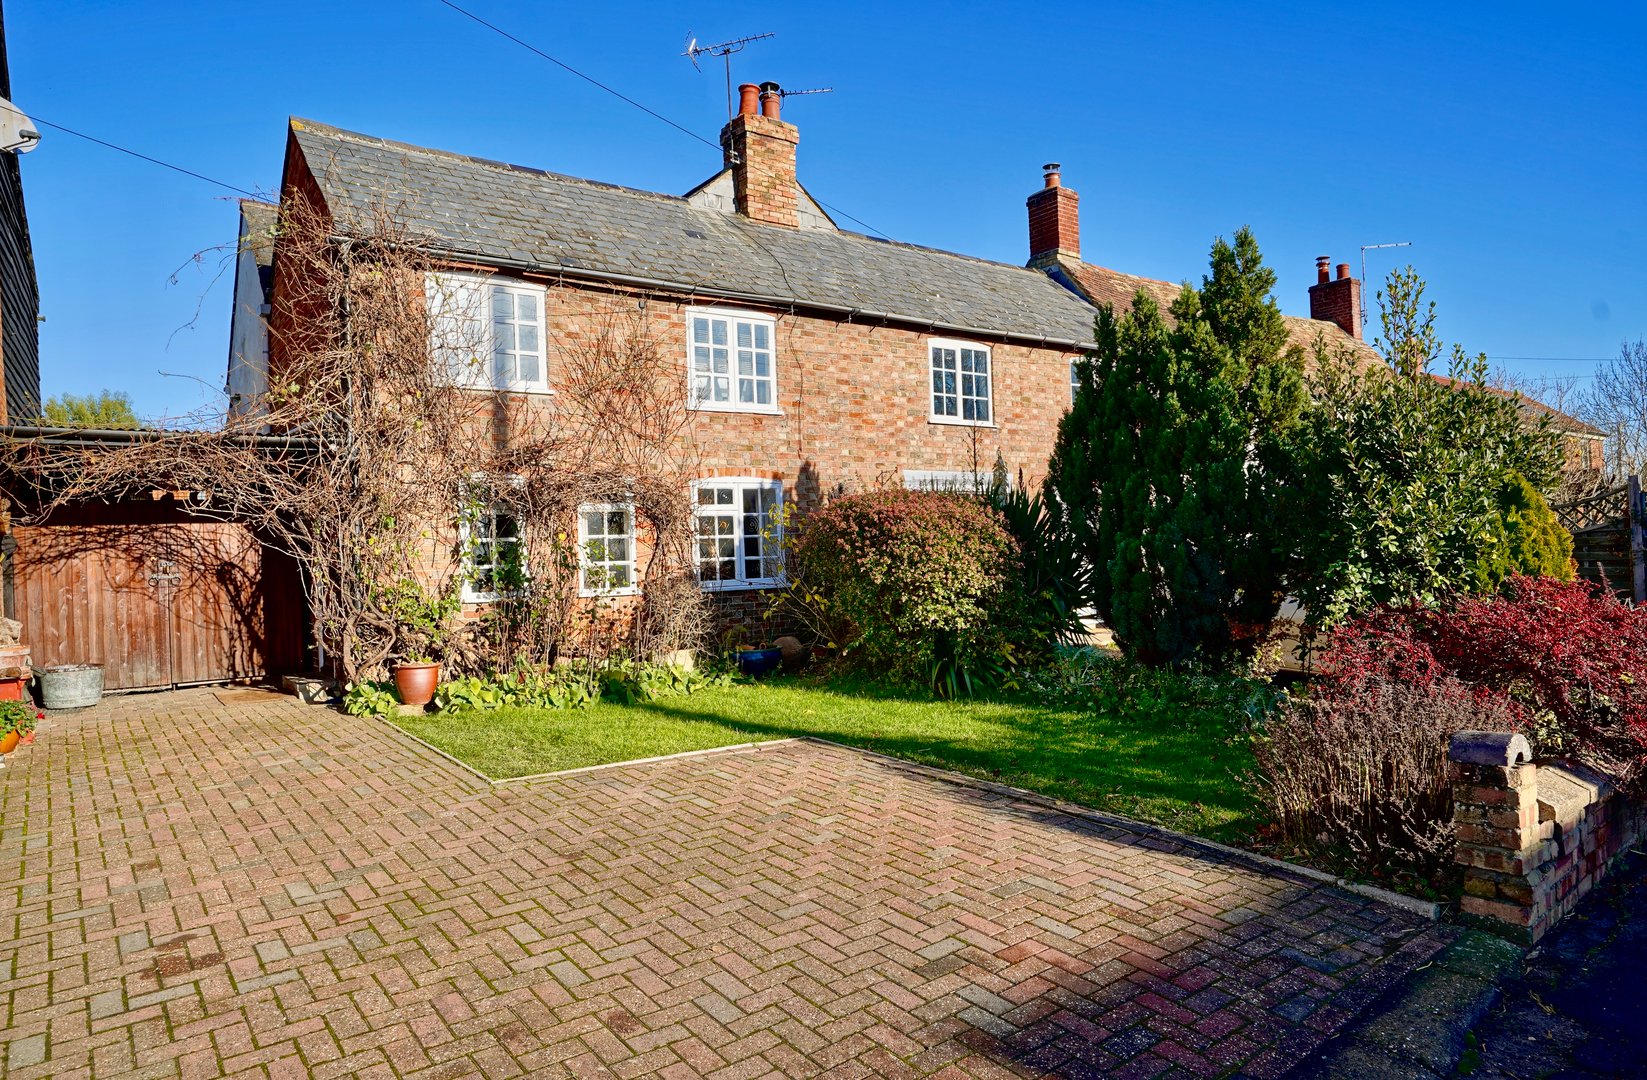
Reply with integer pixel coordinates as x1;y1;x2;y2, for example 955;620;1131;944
1468;851;1647;1078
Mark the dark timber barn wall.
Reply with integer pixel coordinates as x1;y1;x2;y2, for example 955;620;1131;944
0;4;40;422
10;501;306;690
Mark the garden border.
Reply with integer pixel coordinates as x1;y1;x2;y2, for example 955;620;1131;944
367;708;1439;920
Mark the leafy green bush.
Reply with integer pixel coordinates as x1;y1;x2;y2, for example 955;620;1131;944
1474;471;1573;589
0;700;40;735
430;661;731;714
1296;268;1563;626
1024;647;1281;730
790;489;1016;693
342;681;399;718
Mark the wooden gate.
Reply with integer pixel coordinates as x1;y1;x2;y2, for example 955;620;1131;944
8;501;306;690
1553;479;1646;604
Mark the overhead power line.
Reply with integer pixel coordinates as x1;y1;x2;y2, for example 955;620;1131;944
432;0;891;239
32;117;260;198
1488;356;1618;363
435;0;718;152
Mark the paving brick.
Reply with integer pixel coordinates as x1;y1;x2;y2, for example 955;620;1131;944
0;688;1454;1077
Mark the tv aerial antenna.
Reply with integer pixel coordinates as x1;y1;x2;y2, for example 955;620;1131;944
773;86;835;101
683;31;776;117
1359;242;1413;326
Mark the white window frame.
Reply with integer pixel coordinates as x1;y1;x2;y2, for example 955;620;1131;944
690;477;784;591
459;477;527;604
927;338;994;427
577;502;639;597
1070;356;1089;405
685;306;780;415
426;271;551;394
902;469;1005;494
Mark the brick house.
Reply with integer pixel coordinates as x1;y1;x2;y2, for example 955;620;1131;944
233;80;1569;630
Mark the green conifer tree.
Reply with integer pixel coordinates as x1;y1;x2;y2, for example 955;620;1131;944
1047;228;1307;668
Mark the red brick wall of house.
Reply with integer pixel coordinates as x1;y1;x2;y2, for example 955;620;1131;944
420;273;1084;640
266;200;1084;646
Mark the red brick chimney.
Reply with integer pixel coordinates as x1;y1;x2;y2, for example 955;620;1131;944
1308;256;1362;340
1026;163;1079;266
720;81;799;228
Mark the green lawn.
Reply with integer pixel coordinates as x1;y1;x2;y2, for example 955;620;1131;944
392;674;1258;841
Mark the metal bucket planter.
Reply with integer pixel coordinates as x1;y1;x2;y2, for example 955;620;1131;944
37;664;104;710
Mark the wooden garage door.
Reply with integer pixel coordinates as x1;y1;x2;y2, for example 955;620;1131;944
10;502;306;690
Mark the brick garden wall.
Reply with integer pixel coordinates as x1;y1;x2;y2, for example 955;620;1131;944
1450;731;1647;943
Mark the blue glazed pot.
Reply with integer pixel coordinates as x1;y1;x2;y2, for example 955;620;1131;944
736;648;783;678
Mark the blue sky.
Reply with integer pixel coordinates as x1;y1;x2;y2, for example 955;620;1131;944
10;1;1645;420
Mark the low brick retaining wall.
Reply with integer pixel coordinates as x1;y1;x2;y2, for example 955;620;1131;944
1450;730;1647;943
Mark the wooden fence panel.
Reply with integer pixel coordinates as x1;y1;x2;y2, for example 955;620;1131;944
9;502;305;690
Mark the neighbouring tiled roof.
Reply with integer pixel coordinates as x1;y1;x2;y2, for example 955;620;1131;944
287;119;1101;347
1055;259;1386;369
1428;374;1604;437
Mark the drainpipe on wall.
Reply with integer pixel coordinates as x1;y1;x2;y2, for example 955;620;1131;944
2;529;15;621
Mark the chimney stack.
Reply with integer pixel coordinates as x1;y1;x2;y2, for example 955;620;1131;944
1309;255;1363;340
1026;163;1080;266
720;81;800;228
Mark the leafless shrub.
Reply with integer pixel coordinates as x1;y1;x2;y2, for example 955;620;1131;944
1250;677;1522;881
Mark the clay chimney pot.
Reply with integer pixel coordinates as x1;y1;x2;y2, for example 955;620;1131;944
759;81;782;120
1337;262;1352;280
737;83;760;117
1315;256;1331;284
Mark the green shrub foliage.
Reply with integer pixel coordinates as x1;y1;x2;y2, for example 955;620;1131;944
1296;268;1564;626
1475;471;1574;589
1047;227;1309;668
792;489;1016;690
990;482;1090;656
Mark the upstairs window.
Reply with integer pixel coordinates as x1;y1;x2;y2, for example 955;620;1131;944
929;339;992;425
1070;356;1089;405
579;503;637;596
688;308;778;413
692;478;783;590
426;272;549;393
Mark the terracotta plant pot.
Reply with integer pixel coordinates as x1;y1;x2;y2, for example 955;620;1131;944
0;731;18;755
391;663;441;707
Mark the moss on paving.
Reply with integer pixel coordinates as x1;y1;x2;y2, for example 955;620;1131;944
392;674;1256;842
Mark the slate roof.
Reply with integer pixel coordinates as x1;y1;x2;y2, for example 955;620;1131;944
287;119;1101;348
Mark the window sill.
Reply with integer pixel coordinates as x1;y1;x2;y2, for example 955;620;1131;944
699;579;783;593
928;415;997;429
579;587;640;599
690;403;784;417
450;381;555;396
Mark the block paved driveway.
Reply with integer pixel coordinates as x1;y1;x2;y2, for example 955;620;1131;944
0;688;1456;1079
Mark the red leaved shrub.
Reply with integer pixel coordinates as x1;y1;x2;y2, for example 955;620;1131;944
1317;575;1647;785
